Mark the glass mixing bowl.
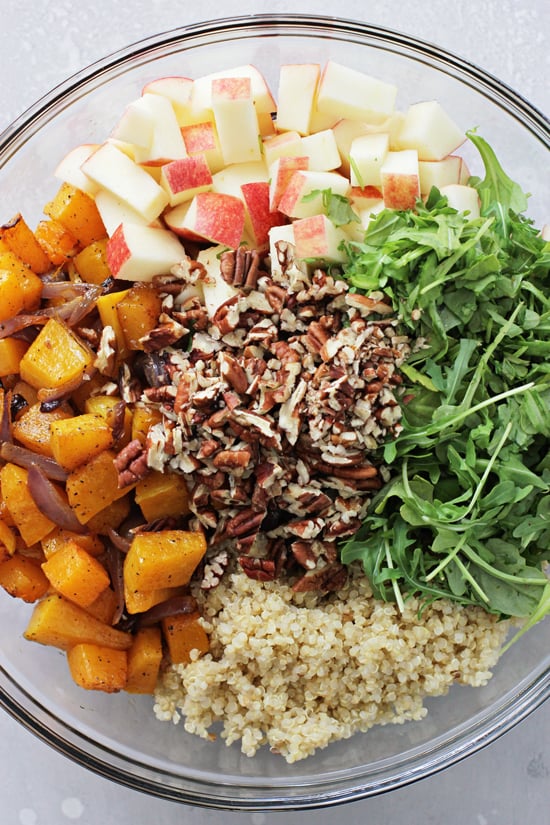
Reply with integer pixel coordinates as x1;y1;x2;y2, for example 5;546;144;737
0;13;548;811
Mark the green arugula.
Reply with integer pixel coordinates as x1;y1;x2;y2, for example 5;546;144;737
339;135;550;641
301;188;359;226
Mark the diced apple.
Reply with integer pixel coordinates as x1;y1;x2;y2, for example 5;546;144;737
277;170;350;219
211;77;262;165
94;190;161;236
110;97;154;149
380;150;420;210
349;133;390;187
165;191;245;249
262;131;304;168
344;199;385;241
106;223;184;282
191;64;276;119
276;63;320;136
540;224;550;242
196;244;240;318
332;119;372;175
54;144;101;195
316;61;397;125
268;156;309;211
160;155;213;206
439;184;480;218
418;155;462;195
142;76;194;124
459;158;472;185
300;129;341;171
349;185;383;210
180;120;225;174
396;101;465;161
81;142;169;222
241;181;287;248
132;93;187;165
292;214;347;262
212;161;269;198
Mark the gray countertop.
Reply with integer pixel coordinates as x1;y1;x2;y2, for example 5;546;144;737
1;1;549;823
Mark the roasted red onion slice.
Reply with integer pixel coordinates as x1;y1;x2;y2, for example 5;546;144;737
139;593;198;627
26;464;86;533
0;390;12;444
0;443;68;481
104;543;126;626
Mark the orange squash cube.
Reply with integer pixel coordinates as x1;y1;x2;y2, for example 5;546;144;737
41;527;104;559
0;519;17;558
84;395;133;448
24;593;132;650
131;405;162;446
135;470;189;522
12;401;73;457
74;238;111;284
96;289;131;363
124;530;207;595
0;337;29;377
19;318;94;390
41;539;110;608
85;586;119;624
0;251;43;316
162;612;209;664
35;218;80;265
0;554;50;602
0;463;56;546
85;494;132;535
125;626;163;694
124;583;184;616
66;449;134;524
1;213;51;274
50;412;114;471
67;642;128;693
116;284;163;350
44;183;106;248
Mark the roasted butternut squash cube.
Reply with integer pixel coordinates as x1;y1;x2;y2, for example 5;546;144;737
85;586;119;624
0;519;17;558
124;583;184;616
44;183;106;248
96;289;131;363
1;213;51;274
24;593;132;650
42;527;104;559
67;642;128;693
0;251;43;315
131;405;163;446
116;284;162;350
0;554;50;602
124;530;207;595
41;539;110;608
12;401;73;457
0;337;29;377
84;395;133;448
35;218;80;265
135;470;189;522
66;449;134;524
19;318;94;390
85;494;131;535
125;626;163;694
0;463;56;546
50;412;114;471
162;612;209;664
74;238;111;285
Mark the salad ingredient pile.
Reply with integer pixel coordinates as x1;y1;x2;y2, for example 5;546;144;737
0;57;548;760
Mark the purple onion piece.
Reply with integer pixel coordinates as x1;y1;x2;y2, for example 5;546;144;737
139;593;198;627
0;442;68;482
26;464;86;533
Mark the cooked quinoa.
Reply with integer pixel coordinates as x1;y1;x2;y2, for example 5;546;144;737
153;570;509;763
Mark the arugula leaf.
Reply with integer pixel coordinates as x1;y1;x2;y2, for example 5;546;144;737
338;135;550;644
301;188;359;226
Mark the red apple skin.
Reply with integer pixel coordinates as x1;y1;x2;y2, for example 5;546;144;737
167;192;245;249
241;182;287;247
106;224;131;277
162;155;212;196
292;214;330;258
269;157;309;210
381;174;419;210
181;122;217;154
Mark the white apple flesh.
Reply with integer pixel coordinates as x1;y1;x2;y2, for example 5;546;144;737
106;223;184;281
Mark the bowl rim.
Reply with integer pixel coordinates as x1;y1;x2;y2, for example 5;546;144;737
0;12;548;811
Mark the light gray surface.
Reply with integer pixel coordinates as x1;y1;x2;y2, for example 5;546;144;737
0;1;549;822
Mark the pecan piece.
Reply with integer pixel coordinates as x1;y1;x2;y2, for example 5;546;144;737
114;438;149;487
292;562;348;592
238;555;276;581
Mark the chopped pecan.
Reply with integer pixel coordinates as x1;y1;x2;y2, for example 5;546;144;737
238;555;276;581
114;438;149;487
292;562;348;592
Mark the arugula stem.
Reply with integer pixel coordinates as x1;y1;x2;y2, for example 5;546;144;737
425;534;468;582
453;556;490;603
384;537;406;612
